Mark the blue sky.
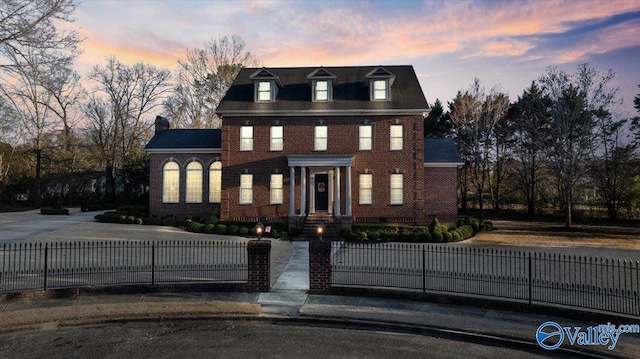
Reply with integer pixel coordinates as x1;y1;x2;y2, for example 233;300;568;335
73;0;640;116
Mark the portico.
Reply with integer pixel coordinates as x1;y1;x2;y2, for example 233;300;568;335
287;155;354;218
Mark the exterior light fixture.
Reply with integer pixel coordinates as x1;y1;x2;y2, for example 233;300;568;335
316;220;325;241
255;221;265;240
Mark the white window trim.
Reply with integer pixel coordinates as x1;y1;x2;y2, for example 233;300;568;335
313;80;331;102
239;174;253;205
390;173;404;205
209;161;222;203
371;79;389;101
314;125;328;151
240;126;253;151
185;162;203;203
270;174;284;204
257;81;272;102
359;125;372;151
162;161;180;204
359;173;373;205
390;124;403;151
270;125;284;151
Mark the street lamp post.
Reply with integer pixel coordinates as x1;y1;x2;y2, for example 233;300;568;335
255;221;265;240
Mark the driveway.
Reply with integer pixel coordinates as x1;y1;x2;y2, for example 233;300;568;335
0;209;293;286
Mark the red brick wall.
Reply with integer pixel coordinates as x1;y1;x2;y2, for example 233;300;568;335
424;166;459;222
149;152;221;218
221;115;426;223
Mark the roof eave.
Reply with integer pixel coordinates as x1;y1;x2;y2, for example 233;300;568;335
145;148;222;153
216;108;430;117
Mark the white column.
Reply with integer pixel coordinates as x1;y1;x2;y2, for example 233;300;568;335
309;173;316;214
299;166;306;216
289;166;296;217
345;165;352;216
334;166;341;217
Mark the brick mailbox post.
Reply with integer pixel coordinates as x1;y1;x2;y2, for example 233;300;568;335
309;240;332;292
247;240;271;292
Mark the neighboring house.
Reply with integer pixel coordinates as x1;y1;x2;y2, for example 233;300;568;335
145;65;463;231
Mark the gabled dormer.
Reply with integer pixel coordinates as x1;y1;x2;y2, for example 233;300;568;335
365;66;396;101
249;68;283;103
307;67;337;102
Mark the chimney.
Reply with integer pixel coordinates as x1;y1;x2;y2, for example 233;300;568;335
154;116;170;133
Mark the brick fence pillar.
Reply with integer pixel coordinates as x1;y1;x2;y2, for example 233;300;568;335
309;240;332;292
247;240;271;292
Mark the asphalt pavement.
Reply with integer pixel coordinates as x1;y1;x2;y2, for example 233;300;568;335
1;209;639;358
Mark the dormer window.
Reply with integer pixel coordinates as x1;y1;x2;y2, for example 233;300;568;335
257;81;272;102
314;80;329;101
308;68;336;102
366;66;395;102
249;68;283;103
372;79;388;101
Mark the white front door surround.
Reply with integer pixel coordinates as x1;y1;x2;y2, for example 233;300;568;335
287;155;353;218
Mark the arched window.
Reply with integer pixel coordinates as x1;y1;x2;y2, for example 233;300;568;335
162;161;180;203
185;161;203;203
209;161;222;203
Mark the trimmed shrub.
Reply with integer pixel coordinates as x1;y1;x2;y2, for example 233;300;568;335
367;231;380;241
228;225;240;235
357;231;368;241
215;224;227;234
239;227;249;236
483;220;494;230
432;231;443;243
443;231;453;242
419;232;432;243
340;227;354;240
269;229;279;238
192;223;205;233
161;217;175;226
204;213;219;225
204;224;215;234
135;218;143;225
280;231;289;240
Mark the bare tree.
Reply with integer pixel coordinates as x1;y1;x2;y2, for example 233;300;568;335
0;0;79;68
86;56;171;199
538;64;619;227
164;34;258;128
450;79;509;216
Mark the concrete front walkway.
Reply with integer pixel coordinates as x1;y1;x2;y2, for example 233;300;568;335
258;241;309;315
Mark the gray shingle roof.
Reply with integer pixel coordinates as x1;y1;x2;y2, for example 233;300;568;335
145;129;221;151
216;65;429;115
424;138;464;165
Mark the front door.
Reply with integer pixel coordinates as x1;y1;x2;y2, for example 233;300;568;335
315;174;329;212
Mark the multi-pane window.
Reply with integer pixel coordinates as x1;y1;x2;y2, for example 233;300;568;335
185;162;203;203
359;125;372;151
390;124;403;150
315;80;329;101
390;173;404;205
209;161;222;203
373;79;388;100
258;81;271;101
270;174;283;204
359;174;373;205
162;161;180;203
314;125;328;151
240;126;253;151
239;174;253;205
270;126;283;151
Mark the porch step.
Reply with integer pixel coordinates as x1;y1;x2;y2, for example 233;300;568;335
302;215;335;241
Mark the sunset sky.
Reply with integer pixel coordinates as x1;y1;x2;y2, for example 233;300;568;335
73;0;640;116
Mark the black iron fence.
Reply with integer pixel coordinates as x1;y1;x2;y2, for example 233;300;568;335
0;241;248;292
331;243;640;317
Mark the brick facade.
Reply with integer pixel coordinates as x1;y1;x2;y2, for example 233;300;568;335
221;115;427;224
424;166;459;222
149;152;221;217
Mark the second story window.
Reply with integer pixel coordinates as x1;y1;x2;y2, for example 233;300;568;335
270;125;283;151
314;125;328;151
240;126;253;151
257;81;272;101
359;125;372;151
390;124;403;150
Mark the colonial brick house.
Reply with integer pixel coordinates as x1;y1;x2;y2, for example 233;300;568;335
145;65;462;233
